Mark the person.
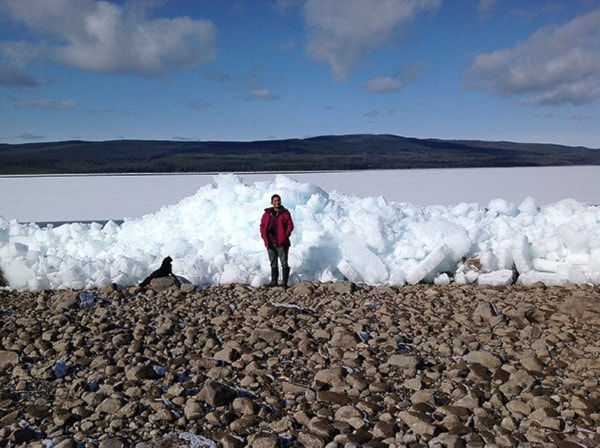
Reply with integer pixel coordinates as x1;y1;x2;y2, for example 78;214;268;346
260;194;294;287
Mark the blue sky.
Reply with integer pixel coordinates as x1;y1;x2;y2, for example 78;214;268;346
0;0;599;147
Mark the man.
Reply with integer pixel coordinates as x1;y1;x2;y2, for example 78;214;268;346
260;194;294;287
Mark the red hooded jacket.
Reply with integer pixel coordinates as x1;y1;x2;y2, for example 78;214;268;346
260;206;294;248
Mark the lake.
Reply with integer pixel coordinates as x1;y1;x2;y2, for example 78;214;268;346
1;166;599;222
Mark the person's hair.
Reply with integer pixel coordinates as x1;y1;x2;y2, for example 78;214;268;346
271;194;281;202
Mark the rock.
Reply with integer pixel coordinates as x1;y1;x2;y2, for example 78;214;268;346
334;405;365;429
398;411;436;437
505;399;531;418
313;367;346;389
11;427;36;444
519;354;545;372
388;354;420;371
291;282;316;296
329;330;358;348
329;281;356;294
233;397;258;415
147;276;180;291
125;364;162;381
54;439;78;448
96;397;126;414
181;283;196;293
474;301;499;320
0;350;19;369
463;350;503;370
307;417;337;439
317;390;351;405
0;283;599;447
298;431;327;447
51;291;79;312
200;380;237;407
99;439;127;448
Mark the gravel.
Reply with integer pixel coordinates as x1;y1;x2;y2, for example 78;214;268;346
1;280;599;447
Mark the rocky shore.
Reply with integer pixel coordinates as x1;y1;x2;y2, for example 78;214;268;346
1;280;599;448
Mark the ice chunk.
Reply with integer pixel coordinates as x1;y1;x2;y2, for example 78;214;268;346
591;249;600;271
337;259;362;283
478;269;514;286
518;271;565;286
532;258;558;272
557;223;590;251
518;197;538;214
564;253;590;265
488;199;518;216
434;273;451;285
511;234;532;274
406;244;450;285
337;233;388;284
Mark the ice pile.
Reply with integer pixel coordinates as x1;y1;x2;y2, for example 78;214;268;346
0;174;599;290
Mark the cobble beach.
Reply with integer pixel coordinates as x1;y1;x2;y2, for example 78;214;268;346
1;282;599;447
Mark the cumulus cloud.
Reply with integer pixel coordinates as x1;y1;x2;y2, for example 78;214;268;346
0;0;217;77
16;99;76;110
465;9;600;106
245;88;279;100
303;0;440;82
365;60;428;93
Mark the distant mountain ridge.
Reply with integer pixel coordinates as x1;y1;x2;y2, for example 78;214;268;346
0;134;598;174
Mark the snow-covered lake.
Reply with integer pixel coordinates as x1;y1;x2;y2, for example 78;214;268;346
2;166;599;222
0;166;599;290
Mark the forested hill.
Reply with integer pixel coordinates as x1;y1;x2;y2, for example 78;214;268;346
1;134;599;174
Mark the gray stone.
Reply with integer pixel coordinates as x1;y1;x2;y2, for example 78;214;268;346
0;350;19;369
200;380;237;407
463;350;503;370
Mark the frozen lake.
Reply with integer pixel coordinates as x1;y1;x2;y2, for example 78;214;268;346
1;166;599;222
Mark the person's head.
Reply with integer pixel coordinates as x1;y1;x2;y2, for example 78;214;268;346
271;194;281;209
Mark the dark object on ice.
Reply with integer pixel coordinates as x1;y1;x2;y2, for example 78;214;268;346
140;256;181;288
0;266;6;287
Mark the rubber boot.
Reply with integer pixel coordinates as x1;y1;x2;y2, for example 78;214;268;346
282;267;290;289
268;267;279;287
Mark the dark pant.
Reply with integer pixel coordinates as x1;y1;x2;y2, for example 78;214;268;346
268;245;289;271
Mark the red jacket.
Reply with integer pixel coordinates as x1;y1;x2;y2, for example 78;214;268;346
260;207;294;248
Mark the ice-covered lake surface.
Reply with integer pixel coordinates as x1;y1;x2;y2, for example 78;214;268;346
2;166;599;222
0;167;599;290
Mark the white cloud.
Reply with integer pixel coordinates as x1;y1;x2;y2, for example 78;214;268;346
465;8;600;106
365;60;428;93
16;98;76;110
245;88;279;100
303;0;440;82
0;0;217;76
366;76;402;93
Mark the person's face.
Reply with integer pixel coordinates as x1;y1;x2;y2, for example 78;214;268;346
272;196;281;209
